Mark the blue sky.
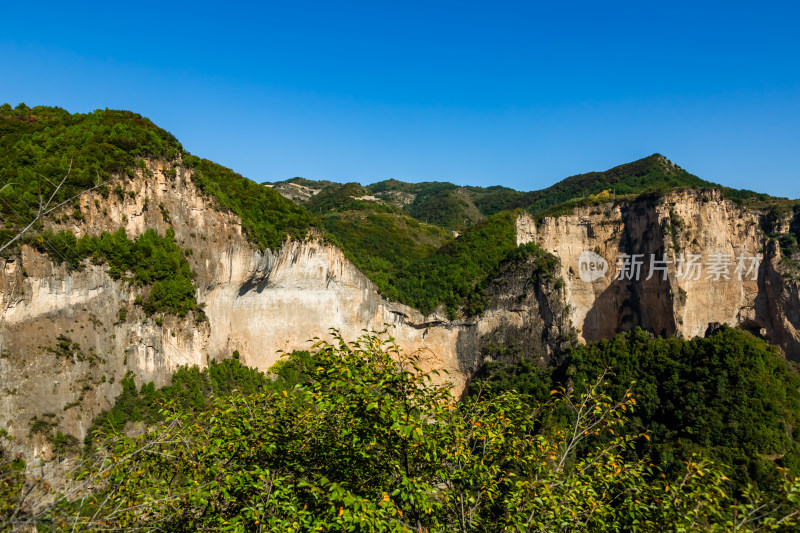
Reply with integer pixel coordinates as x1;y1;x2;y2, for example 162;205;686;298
1;1;799;196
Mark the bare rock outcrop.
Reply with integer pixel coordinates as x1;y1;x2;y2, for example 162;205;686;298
4;163;800;465
0;160;570;457
534;188;800;360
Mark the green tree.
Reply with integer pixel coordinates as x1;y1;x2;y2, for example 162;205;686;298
47;332;800;532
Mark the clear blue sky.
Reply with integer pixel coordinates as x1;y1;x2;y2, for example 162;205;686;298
2;1;799;197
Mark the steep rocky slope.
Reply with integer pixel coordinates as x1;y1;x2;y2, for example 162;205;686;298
532;188;800;359
2;139;800;466
0;159;572;459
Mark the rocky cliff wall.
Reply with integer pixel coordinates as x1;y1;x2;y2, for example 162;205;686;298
532;189;800;360
3;164;799;461
0;160;570;458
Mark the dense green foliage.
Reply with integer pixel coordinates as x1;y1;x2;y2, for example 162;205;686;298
323;210;452;300
509;154;776;219
180;155;318;251
480;326;800;497
471;185;528;216
289;155;735;234
403;183;475;229
394;211;523;316
0;103;180;245
36;227;199;317
0;103;317;254
10;332;797;531
87;355;271;442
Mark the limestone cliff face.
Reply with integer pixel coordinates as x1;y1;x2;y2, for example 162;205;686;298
199;237;471;388
0;160;570;457
3;163;799;460
532;189;800;360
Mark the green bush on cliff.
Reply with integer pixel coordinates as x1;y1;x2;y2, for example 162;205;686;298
0;104;181;247
394;210;523;316
183;155;317;251
87;356;271;442
35;227;199;317
462;240;560;316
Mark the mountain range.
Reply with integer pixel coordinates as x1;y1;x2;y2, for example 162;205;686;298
2;104;800;527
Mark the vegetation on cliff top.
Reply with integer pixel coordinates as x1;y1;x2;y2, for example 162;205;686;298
36;227;200;318
184;154;317;250
323;209;452;300
0;104;180;245
0;103;317;254
1;103;542;318
514;154;712;214
394;210;527;316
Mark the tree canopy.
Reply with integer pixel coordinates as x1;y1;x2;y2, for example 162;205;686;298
4;331;798;531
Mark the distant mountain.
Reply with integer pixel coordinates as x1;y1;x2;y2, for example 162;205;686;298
261;155;790;318
516;154;710;213
267;154;774;233
5;105;800;523
267;177;522;231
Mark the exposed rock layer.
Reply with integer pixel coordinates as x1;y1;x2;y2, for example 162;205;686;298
2;165;799;461
532;189;800;358
0;161;568;455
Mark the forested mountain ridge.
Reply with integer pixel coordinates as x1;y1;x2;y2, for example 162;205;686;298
266;155;798;321
3;103;800;529
266;153;777;232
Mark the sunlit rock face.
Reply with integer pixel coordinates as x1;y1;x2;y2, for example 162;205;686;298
534;188;800;360
2;161;799;464
0;161;570;455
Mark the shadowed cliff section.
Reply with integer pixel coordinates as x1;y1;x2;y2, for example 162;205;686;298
458;242;576;377
533;188;800;361
581;198;678;341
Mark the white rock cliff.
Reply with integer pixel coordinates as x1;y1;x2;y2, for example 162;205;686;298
1;162;799;460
